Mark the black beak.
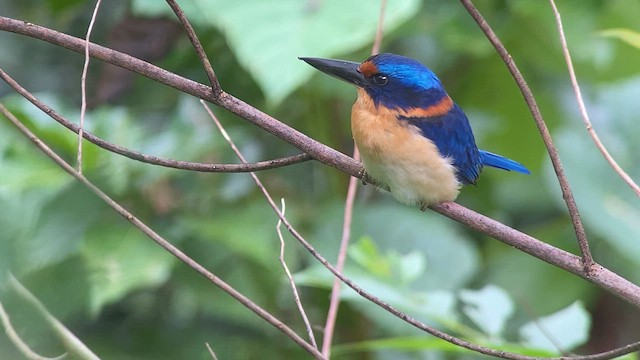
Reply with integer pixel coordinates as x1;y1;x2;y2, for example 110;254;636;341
299;57;367;87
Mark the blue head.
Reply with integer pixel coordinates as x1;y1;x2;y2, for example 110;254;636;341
300;53;448;111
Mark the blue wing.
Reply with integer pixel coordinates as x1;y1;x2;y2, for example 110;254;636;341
403;105;482;184
402;104;530;183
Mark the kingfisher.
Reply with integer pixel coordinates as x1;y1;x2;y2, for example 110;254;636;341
300;53;530;209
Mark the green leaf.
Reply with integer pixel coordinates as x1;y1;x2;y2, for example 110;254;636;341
346;236;428;284
459;285;514;339
132;0;421;105
519;301;590;352
179;203;284;268
81;223;175;315
396;250;426;285
0;152;70;194
483;239;594;317
357;203;479;290
332;336;469;356
332;336;558;357
312;202;480;291
600;28;640;49
295;260;458;332
0;108;72;194
348;236;392;279
204;0;420;105
341;278;458;332
5;185;103;277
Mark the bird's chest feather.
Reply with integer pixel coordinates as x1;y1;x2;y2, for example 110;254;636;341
350;90;460;205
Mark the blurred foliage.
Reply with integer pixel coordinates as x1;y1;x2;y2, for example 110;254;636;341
1;0;639;359
132;0;421;106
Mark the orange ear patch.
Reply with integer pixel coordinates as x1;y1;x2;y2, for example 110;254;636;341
358;61;379;77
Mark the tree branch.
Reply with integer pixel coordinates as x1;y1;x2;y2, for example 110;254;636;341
0;67;311;172
165;0;221;95
77;0;102;174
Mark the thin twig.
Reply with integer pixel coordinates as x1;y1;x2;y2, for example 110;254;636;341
371;0;387;56
202;101;318;350
78;0;102;173
321;152;359;357
277;199;319;349
548;0;640;198
458;0;594;271
1;16;639;308
8;275;98;360
0;298;67;360
0;66;311;172
205;343;219;360
322;1;387;356
0;103;324;360
165;0;221;94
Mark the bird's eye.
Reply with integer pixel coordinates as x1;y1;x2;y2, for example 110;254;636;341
372;74;388;86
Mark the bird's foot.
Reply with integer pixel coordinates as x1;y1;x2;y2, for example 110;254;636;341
358;167;368;185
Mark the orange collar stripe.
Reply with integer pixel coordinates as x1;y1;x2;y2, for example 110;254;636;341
397;95;453;118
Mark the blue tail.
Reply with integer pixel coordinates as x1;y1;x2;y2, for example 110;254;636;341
480;150;531;174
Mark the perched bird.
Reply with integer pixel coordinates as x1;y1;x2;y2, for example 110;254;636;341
300;53;530;209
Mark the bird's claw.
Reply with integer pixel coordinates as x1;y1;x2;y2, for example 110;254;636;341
358;168;368;185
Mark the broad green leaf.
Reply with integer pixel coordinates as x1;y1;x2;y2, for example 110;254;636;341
0;192;49;278
519;301;590;352
348;236;392;279
295;259;458;332
332;336;557;357
332;336;469;356
396;250;426;285
6;185;103;277
179;203;284;268
341;276;458;332
0;156;70;193
200;0;420;105
313;202;479;291
483;238;594;316
87;106;142;195
459;285;514;340
81;223;175;315
0;103;72;194
133;0;421;105
600;28;640;49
